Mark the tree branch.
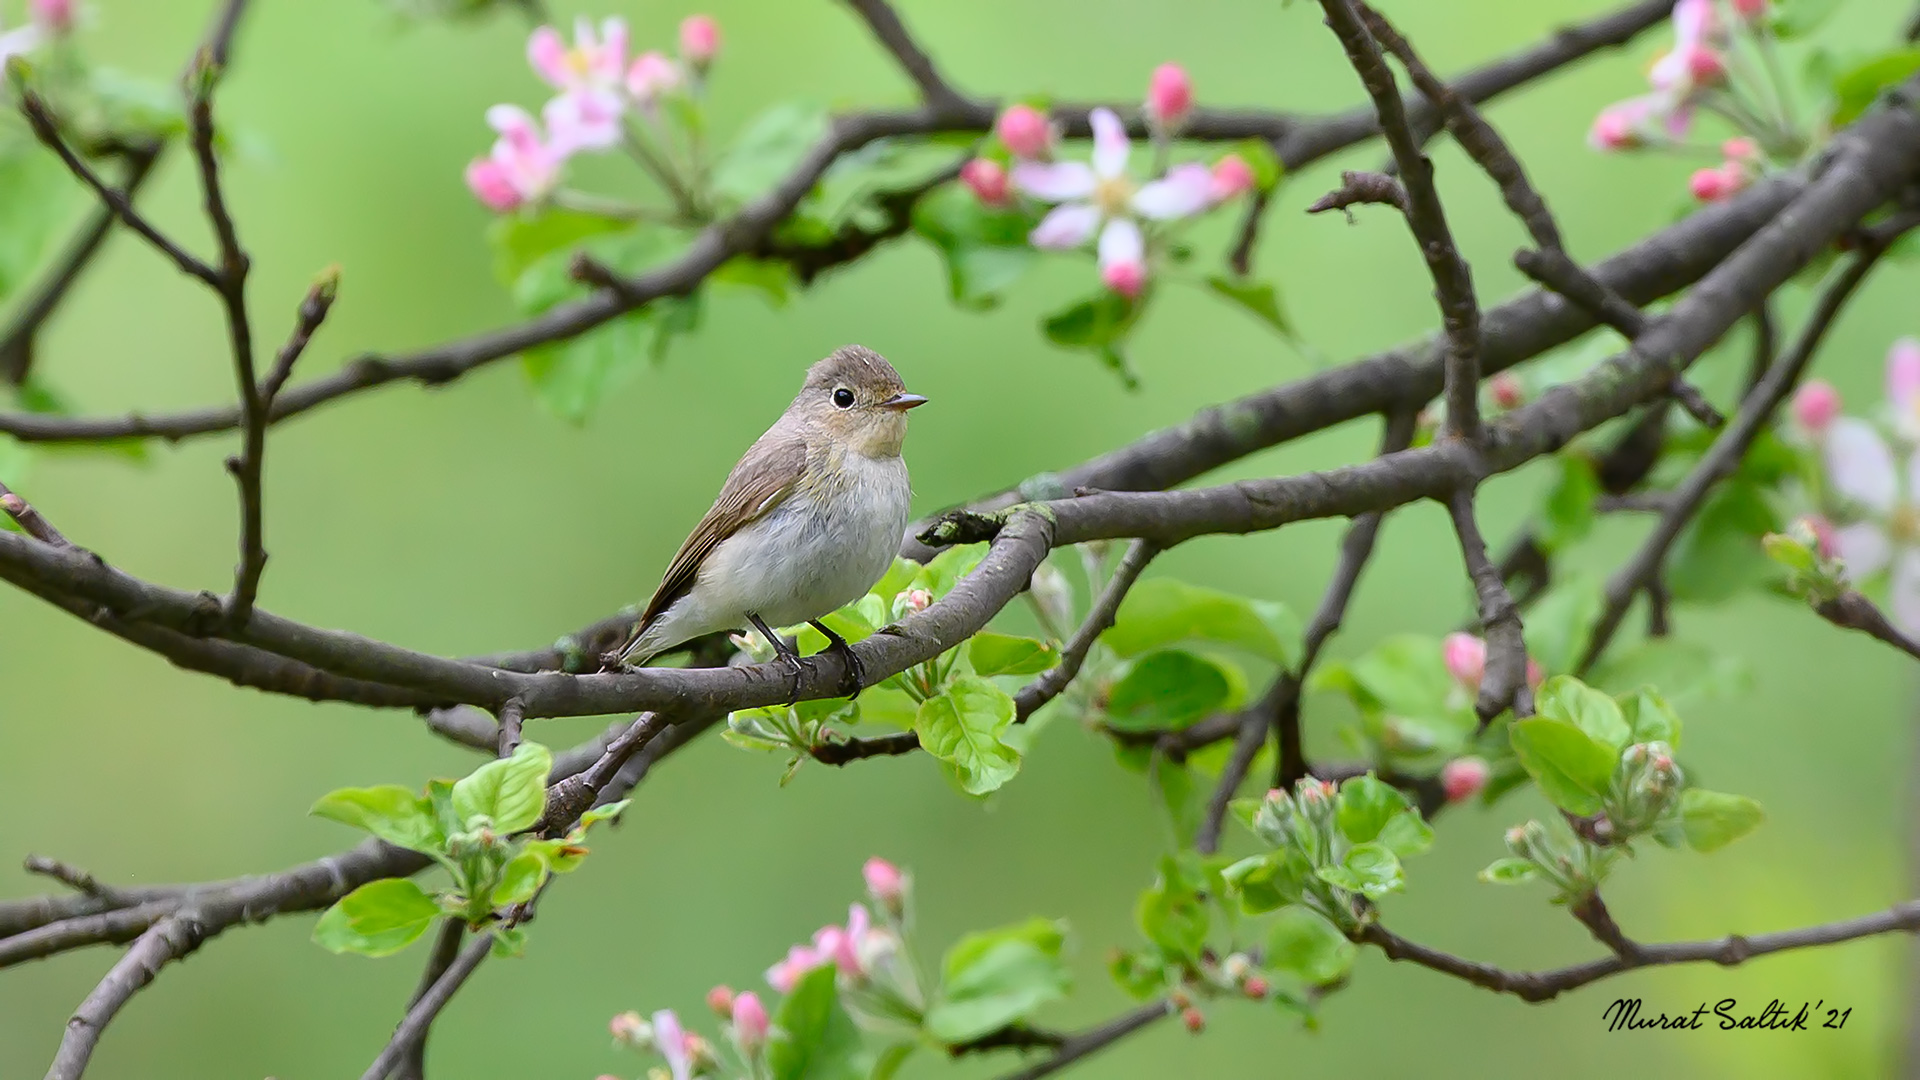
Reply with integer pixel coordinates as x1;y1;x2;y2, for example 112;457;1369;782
990;1001;1170;1080
358;931;492;1080
839;0;972;115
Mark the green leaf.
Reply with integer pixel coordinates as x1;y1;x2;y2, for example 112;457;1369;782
1509;717;1616;815
523;835;591;874
1533;676;1630;750
1830;48;1920;127
924;918;1070;1043
870;1042;916;1080
1537;453;1600;552
1043;291;1140;351
916;676;1021;795
310;785;443;855
1333;773;1407;846
1136;855;1209;960
1376;809;1435;859
1478;857;1540;884
520;308;658;423
579;799;630;828
1771;0;1838;38
0;143;74;302
1264;906;1356;984
1309;635;1456;722
710;256;794;307
1681;789;1765;852
490;925;528;958
1104;650;1232;733
1666;483;1778;603
1204;275;1291;337
1619;688;1682;748
968;632;1060;677
312;880;442;958
1230;138;1284;191
910;185;1036;310
451;741;551;834
1104;579;1302;665
1315;842;1403;899
914;543;988;599
492;850;547;907
1522;576;1604;677
766;964;864;1080
714;102;831;207
485;207;631;289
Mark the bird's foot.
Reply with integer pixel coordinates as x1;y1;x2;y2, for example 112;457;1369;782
809;620;865;699
778;652;806;706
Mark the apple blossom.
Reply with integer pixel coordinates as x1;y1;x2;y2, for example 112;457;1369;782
1791;380;1841;434
680;15;720;69
996;104;1052;159
464;105;561;212
1208;154;1255;202
1146;63;1194;130
960;158;1010;206
1442;757;1490;803
1443;632;1486;687
731;991;769;1052
29;0;71;34
626;52;683;107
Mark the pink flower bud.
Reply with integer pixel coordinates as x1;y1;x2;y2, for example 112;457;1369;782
1798;515;1838;559
1243;975;1270;999
1526;657;1545;689
905;588;932;612
679;15;720;67
1489;372;1524;410
863;856;906;908
1146;63;1194;129
1102;259;1146;299
1443;632;1486;687
30;0;72;33
706;984;735;1019
1689;165;1741;203
1441;757;1490;803
1208;154;1255;201
1181;1007;1206;1033
996;104;1052;159
1721;136;1759;162
1731;0;1767;20
732;991;769;1052
960;158;1010;206
609;1011;649;1047
1685;47;1725;84
1791;379;1840;433
465;159;524;212
1888;338;1920;409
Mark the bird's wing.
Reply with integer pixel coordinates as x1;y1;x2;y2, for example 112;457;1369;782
636;426;808;632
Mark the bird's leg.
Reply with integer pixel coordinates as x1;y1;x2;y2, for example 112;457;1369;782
748;614;805;705
808;619;865;698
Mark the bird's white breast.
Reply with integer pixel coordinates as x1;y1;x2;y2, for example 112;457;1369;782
666;451;912;641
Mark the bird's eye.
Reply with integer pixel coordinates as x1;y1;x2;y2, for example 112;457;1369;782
832;388;856;409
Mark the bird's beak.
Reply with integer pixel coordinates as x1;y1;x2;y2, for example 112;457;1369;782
880;392;929;411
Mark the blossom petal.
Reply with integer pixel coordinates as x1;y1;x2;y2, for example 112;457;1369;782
485;104;539;143
1835;522;1892;579
527;27;568;87
652;1010;691;1080
597;17;629;80
1893;549;1920;638
1010;161;1095;202
543;92;623;156
1131;163;1214;219
1096;217;1143;271
1089;107;1129;179
1824;417;1900;514
1029;203;1101;249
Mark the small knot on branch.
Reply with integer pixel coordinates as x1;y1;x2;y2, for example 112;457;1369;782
1307;170;1409;219
916;508;1007;548
568;253;638;301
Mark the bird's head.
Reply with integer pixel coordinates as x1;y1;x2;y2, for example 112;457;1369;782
795;344;926;459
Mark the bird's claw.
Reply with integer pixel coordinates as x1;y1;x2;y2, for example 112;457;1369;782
778;652;805;706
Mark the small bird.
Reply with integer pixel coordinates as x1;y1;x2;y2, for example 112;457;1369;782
606;345;927;696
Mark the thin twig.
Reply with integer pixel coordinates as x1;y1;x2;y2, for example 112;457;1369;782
1013;539;1158;720
495;696;527;758
839;0;972;115
390;919;466;1080
1316;0;1484;443
357;932;493;1080
1447;490;1531;722
0;480;70;548
1810;591;1920;663
991;1002;1171;1080
1580;216;1918;670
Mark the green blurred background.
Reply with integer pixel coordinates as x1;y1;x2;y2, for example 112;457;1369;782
3;0;1918;1075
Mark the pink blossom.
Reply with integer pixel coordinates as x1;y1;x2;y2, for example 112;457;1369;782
731;991;769;1052
1722;136;1759;162
543;89;624;155
764;903;876;991
464;105;560;212
651;1010;692;1080
960;159;1010;206
29;0;72;34
1588;96;1672;151
680;15;721;68
862;857;906;908
1888;338;1920;438
1441;756;1490;803
1813;402;1920;633
1442;632;1486;687
706;984;734;1018
996;104;1052;159
1526;656;1545;689
528;17;628;96
609;1010;649;1047
1689;163;1745;202
1014;108;1213;296
1791;380;1841;434
1490;372;1524;410
626;51;683;106
1731;0;1768;20
1146;63;1194;130
1208;154;1255;202
1798;515;1838;559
